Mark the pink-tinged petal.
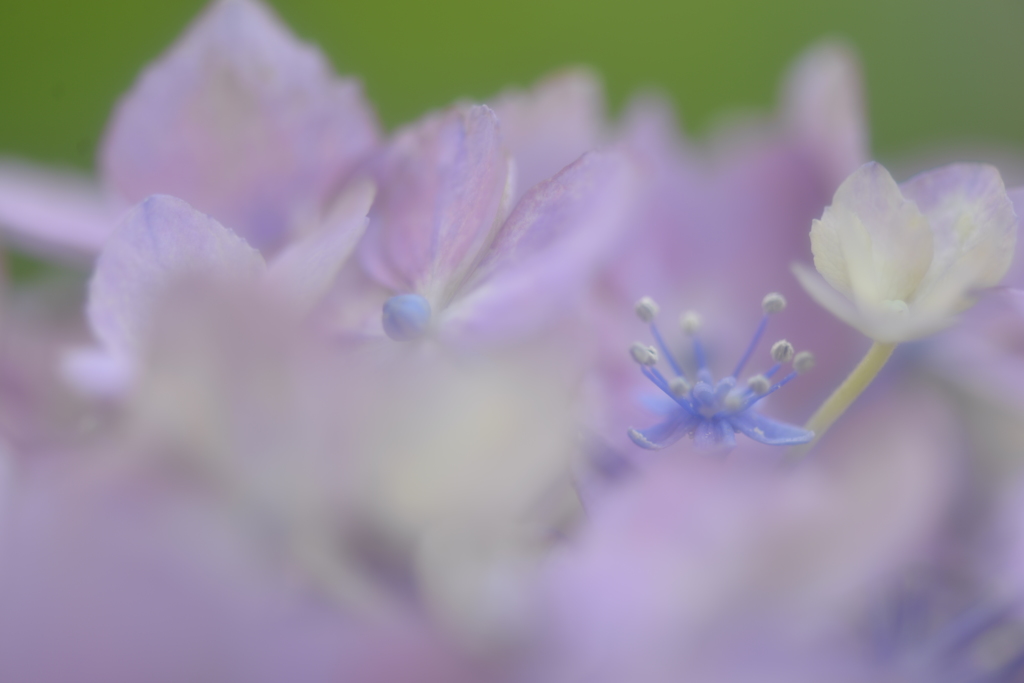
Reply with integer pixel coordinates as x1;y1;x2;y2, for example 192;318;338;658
358;106;510;300
0;160;118;260
490;69;606;201
100;0;379;252
441;151;636;344
265;179;374;316
88;195;265;355
782;42;869;191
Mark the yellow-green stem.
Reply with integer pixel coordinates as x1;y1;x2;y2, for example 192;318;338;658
790;341;897;459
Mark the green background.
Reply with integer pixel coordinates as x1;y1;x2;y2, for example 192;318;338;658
1;0;1023;173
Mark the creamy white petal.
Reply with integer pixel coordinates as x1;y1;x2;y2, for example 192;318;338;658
812;162;932;309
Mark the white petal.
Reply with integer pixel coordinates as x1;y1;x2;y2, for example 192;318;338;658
812;162;932;307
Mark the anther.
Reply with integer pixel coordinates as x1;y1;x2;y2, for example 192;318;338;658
634;297;660;323
761;292;787;314
680;311;702;336
630;342;659;366
793;351;816;373
668;376;691;397
771;339;795;363
747;374;771;395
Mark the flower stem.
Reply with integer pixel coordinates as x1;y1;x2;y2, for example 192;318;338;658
790;341;897;459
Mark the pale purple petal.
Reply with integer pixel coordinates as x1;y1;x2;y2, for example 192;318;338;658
995;185;1024;288
357;105;510;300
265;180;374;316
87;195;265;355
490;69;606;202
0;159;118;260
901;163;1017;295
60;347;136;398
440;151;636;344
782;41;869;190
100;0;379;252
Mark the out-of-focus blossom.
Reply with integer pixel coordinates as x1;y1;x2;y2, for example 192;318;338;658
794;162;1018;343
65;184;373;395
0;268;582;680
0;268;95;453
345;104;636;346
929;288;1024;412
589;42;870;452
537;383;957;683
0;0;379;258
489;69;607;204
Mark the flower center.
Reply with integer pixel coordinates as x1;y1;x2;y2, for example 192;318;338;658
626;294;815;450
382;294;432;341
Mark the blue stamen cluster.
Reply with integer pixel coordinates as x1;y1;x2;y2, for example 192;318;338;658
627;294;815;450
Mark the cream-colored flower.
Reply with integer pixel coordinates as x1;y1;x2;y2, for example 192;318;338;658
794;161;1018;342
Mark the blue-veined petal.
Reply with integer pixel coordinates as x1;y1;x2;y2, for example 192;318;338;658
728;411;814;446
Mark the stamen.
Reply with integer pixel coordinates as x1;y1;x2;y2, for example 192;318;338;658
732;292;785;378
771;339;795;363
649;321;685;378
723;392;745;411
668;376;691;397
680;311;701;336
634;296;660;323
747;374;771;395
743;370;800;409
642;367;695;412
793;350;815;373
761;292;787;314
713;377;736;402
629;342;659;366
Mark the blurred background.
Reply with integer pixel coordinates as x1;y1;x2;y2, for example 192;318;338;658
2;0;1023;182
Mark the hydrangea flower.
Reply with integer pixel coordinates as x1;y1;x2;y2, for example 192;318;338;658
794;161;1018;343
343;103;637;346
587;42;871;453
0;0;379;258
